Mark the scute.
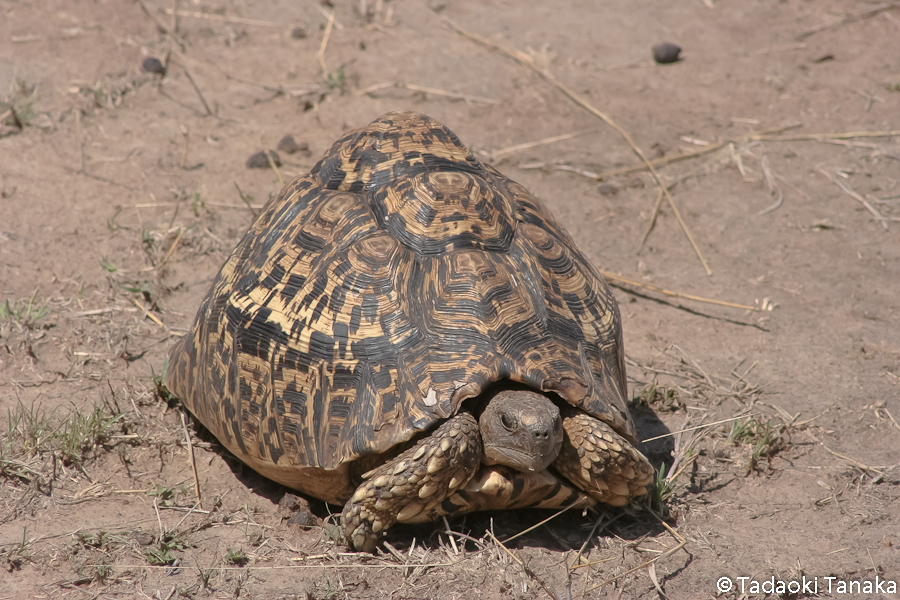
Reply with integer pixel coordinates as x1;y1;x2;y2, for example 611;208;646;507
166;111;636;504
371;170;516;257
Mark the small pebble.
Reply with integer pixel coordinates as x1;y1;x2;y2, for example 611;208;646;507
598;183;619;196
277;134;309;155
278;492;318;528
290;26;307;40
246;150;282;169
652;43;682;64
142;57;166;75
286;510;319;528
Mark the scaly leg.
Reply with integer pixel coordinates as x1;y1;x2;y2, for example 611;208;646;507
553;407;654;506
403;464;597;524
341;412;482;552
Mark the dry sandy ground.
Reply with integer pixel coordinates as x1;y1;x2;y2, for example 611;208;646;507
1;1;899;598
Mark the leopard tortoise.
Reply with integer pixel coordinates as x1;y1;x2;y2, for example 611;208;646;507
166;111;654;552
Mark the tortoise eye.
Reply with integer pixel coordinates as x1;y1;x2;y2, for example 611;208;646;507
499;413;515;431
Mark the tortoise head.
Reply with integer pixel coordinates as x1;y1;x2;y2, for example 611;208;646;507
479;389;563;472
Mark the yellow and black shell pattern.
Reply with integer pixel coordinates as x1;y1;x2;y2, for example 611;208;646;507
166;112;634;500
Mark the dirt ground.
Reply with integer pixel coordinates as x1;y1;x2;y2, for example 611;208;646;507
2;0;899;598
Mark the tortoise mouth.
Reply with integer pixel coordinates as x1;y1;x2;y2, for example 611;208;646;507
483;444;560;473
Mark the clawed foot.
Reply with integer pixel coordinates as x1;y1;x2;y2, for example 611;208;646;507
341;412;481;552
553;406;653;506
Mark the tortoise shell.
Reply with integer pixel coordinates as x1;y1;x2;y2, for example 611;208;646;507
166;112;633;502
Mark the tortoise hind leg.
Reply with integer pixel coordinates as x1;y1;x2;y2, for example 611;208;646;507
553;406;654;506
341;412;482;552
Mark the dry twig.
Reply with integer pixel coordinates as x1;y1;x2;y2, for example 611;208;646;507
598;269;759;311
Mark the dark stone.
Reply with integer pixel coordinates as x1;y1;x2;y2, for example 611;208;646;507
246;150;282;169
598;183;619;196
652;43;682;64
279;493;319;528
142;57;166;75
277;134;309;155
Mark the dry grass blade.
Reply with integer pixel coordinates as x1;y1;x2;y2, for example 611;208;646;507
180;411;202;509
74;109;86;174
174;61;213;116
132;298;167;329
817;169;889;229
489;130;588;160
179;126;189;169
647;562;669;599
822;445;883;476
642;413;753;443
761;129;900;142
162;8;286;27
638;188;665;251
357;81;498;104
568;515;607;570
136;0;179;40
441;516;459;555
317;11;335;76
796;1;900;40
157;228;185;270
757;155;784;215
234;182;259;219
598;269;759;311
886;408;900;434
91;561;457;570
444;18;713;276
592;126;897;181
263;138;285;188
499;503;579;546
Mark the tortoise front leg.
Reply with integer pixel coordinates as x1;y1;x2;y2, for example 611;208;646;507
553;406;654;506
341;412;482;552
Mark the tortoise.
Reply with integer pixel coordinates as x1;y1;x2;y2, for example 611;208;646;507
166;111;654;552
